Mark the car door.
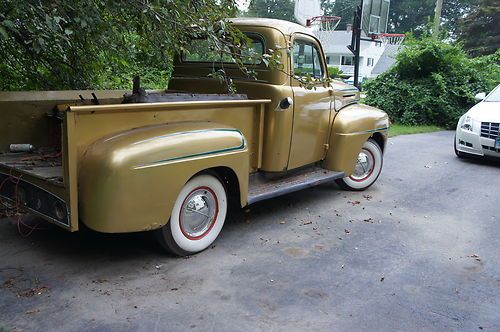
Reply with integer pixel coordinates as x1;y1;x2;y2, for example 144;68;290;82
287;35;333;170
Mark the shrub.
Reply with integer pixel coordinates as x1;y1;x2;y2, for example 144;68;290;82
327;66;343;78
364;35;500;128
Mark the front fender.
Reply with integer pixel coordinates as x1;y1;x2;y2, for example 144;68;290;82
79;121;249;233
323;104;389;175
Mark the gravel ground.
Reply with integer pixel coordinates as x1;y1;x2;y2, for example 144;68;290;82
0;130;499;331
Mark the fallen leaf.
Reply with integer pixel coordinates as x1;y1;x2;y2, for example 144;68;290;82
25;309;40;314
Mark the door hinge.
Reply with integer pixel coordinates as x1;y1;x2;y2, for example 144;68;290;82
324;143;329;150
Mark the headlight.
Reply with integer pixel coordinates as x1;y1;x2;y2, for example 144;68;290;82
461;115;473;131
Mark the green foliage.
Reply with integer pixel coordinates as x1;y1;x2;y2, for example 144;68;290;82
321;0;356;31
364;35;500;129
388;124;442;137
327;66;343;78
459;0;500;56
320;0;478;36
0;0;240;90
245;0;296;22
388;0;478;36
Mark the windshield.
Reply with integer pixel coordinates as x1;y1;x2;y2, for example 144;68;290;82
182;35;264;65
484;85;500;102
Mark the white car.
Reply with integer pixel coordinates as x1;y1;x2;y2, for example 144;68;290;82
455;84;500;159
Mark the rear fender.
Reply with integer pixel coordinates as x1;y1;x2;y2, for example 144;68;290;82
323;104;389;175
79;122;249;233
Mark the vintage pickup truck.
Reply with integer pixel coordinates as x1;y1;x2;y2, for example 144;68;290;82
0;18;388;255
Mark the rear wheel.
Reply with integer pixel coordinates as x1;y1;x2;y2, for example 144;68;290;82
155;174;227;256
336;138;383;191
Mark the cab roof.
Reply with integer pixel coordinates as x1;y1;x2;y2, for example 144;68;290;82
229;17;313;37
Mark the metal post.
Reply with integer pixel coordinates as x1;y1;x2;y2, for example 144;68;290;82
353;20;361;89
353;0;363;89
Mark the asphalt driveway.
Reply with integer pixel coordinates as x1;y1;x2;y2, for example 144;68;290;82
1;131;499;331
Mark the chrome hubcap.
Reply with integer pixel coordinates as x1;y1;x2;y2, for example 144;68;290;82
350;150;374;181
180;187;218;239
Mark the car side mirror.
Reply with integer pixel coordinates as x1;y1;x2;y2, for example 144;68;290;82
474;92;486;102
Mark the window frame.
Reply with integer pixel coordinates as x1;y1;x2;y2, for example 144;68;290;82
180;33;266;66
290;34;327;81
341;55;354;66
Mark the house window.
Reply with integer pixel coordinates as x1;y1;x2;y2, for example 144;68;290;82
293;40;325;78
367;58;374;66
326;56;330;64
332;55;341;65
341;56;354;66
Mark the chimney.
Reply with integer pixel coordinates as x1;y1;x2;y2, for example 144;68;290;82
346;24;352;33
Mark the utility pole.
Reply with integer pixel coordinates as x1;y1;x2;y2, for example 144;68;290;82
433;0;443;37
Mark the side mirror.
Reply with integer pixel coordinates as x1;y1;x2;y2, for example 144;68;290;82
474;92;486;102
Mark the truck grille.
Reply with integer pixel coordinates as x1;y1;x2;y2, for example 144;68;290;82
480;122;500;139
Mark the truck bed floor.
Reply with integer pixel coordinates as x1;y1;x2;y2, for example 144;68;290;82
0;152;63;186
247;166;344;205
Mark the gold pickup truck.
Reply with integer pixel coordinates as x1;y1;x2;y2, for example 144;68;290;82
0;18;388;255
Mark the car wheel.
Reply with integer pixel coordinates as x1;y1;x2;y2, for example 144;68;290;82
336;138;383;191
155;174;227;256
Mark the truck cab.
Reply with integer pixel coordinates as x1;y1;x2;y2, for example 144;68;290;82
170;18;388;175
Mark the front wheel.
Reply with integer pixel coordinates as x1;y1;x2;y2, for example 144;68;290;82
155;174;227;256
336;138;383;191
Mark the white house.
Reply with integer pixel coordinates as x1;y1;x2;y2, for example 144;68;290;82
316;26;400;84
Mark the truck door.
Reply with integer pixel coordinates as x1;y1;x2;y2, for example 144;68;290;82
287;35;333;170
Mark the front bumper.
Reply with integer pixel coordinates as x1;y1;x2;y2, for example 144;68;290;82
455;128;500;158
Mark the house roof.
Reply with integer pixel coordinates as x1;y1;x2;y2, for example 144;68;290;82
371;45;400;74
319;30;377;54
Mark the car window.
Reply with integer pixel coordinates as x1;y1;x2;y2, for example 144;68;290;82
485;85;500;102
182;35;264;65
293;40;324;79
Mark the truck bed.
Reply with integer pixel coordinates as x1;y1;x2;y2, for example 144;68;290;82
0;152;63;186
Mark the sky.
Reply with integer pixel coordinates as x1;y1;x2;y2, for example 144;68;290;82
237;0;250;11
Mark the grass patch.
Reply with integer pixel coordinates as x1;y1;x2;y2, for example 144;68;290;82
389;124;443;137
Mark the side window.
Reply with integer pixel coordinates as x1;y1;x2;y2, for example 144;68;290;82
293;40;324;79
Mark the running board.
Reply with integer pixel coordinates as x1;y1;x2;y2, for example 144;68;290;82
247;166;344;205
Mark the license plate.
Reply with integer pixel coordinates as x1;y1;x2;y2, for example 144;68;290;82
496;139;500;149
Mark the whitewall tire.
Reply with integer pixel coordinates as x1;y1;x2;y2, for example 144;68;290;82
336;138;383;191
155;174;227;256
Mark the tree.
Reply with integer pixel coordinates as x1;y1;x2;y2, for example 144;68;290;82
0;0;240;90
321;0;357;31
246;0;296;22
459;0;500;56
388;0;478;36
